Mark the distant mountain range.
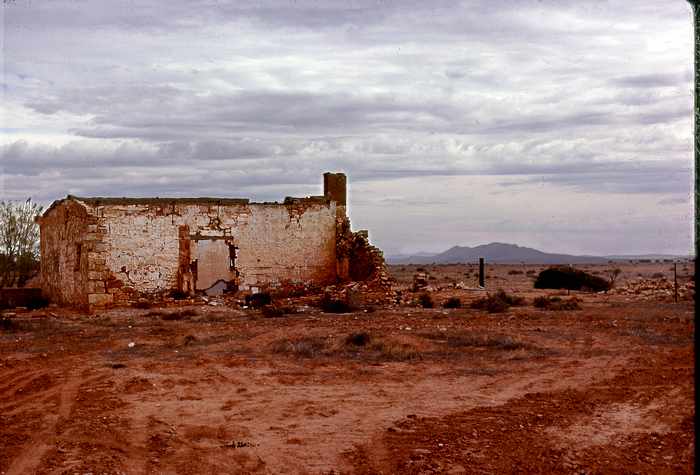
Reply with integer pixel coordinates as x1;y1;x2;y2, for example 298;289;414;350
387;242;691;265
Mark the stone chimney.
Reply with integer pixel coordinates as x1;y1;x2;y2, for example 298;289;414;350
323;172;346;206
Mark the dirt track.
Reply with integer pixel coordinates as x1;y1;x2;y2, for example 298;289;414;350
0;263;695;474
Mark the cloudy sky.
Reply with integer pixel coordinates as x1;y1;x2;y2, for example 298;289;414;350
1;0;694;256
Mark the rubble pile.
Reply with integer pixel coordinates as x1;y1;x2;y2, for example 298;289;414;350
322;281;393;307
610;278;694;301
412;272;430;291
336;215;391;290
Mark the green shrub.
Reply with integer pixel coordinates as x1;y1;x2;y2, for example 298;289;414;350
534;266;610;292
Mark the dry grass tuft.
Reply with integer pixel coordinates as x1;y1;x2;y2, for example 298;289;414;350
533;296;581;311
271;337;327;358
470;290;525;313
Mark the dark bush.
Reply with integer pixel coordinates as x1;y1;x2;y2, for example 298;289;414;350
319;295;353;313
533;295;580;311
345;332;371;346
555;298;581;311
246;292;272;308
261;305;285;318
169;290;188;300
133;301;152;309
443;297;462;309
533;295;550;308
534;266;610;292
470;294;508;313
418;293;434;308
470;289;523;313
494;289;525;306
0;316;15;331
183;335;197;345
25;295;49;310
651;272;665;279
508;270;524;275
526;270;536;275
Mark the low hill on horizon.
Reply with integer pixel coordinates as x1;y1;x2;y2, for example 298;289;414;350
386;242;689;265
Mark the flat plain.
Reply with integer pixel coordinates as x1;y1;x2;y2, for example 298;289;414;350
0;262;694;474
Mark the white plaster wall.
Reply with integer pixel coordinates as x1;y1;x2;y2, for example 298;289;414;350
98;202;337;294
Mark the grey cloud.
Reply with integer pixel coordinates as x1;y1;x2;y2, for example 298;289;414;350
657;196;690;206
611;73;687;88
1;0;693;255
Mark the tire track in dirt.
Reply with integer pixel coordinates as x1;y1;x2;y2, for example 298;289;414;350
346;351;695;474
4;368;84;475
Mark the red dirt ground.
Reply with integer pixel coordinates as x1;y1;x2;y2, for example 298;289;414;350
0;262;694;474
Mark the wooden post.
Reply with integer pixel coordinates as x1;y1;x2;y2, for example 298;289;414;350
674;262;678;303
479;257;485;288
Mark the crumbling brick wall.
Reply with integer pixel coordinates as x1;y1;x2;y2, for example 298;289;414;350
40;197;339;307
39;173;387;309
38;199;94;307
335;216;389;287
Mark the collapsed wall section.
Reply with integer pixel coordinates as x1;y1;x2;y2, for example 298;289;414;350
335;215;389;288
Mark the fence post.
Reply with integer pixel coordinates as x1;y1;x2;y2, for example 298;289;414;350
479;257;485;288
674;262;678;303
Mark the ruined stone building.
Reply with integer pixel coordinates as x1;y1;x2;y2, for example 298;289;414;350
38;173;385;309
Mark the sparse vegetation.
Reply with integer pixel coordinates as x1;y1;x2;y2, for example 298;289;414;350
271;337;327;358
651;272;665;279
533;295;581;311
169;290;188;300
319;294;354;313
246;292;272;308
418;292;434;308
607;268;622;288
419;331;534;352
183;335;197;345
165;309;198;320
345;332;371;346
24;294;49;310
534;266;610;292
261;305;286;318
0;315;15;331
442;297;462;309
0;199;43;288
470;289;524;313
508;270;524;275
370;340;422;361
445;334;530;351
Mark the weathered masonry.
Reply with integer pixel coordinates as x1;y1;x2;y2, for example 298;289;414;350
38;173;385;309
